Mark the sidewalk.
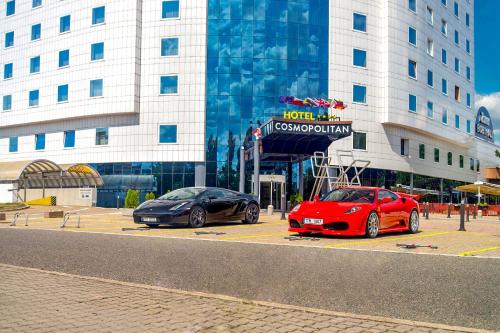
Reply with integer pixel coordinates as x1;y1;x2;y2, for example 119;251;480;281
0;264;486;333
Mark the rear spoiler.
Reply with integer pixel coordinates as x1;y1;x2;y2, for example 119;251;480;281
396;192;421;201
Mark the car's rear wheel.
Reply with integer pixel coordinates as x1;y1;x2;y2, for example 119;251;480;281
188;206;206;228
408;209;419;234
366;212;379;238
243;203;260;224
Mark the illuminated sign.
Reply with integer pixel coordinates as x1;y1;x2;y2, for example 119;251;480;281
475;107;494;143
282;111;341;121
272;120;352;138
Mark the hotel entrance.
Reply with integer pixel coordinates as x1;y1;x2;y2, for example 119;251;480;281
257;175;286;211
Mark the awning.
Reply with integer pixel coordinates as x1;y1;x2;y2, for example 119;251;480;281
455;181;500;196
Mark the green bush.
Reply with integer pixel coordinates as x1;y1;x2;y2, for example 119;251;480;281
124;189;140;208
290;193;304;206
478;203;489;209
145;192;156;201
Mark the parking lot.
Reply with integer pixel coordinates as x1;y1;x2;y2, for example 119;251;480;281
1;205;499;258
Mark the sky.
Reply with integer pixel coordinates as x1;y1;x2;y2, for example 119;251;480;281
474;0;500;141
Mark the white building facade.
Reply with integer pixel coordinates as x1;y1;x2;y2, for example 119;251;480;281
0;0;497;206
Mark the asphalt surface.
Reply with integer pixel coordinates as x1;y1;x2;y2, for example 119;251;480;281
0;229;498;331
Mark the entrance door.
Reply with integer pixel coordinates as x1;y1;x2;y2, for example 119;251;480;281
258;175;286;211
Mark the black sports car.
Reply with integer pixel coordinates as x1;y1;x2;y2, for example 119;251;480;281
133;187;260;228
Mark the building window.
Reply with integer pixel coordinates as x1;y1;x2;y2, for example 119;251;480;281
454;58;460;73
32;0;41;8
466;66;471;80
57;84;68;102
466;13;470;27
455;114;460;129
466;39;471;54
353;13;366;32
352;85;366;103
3;95;12;111
60;15;71;33
466;93;471;108
442;48;447;65
476;160;480;172
353;49;367;68
408;59;417;79
9;137;18;153
4;63;13;79
401;138;409;156
90;79;103;97
447;152;453;166
91;42;104;61
455;86;460;102
6;0;15;16
409;94;417;112
5;31;14;48
161;38;179;56
92;6;105;25
30;56;40;74
442;78;448;95
31;23;41;41
466;119;471;133
64;130;75;148
427;38;434;56
454;30;459;45
408;27;417;46
408;0;417;12
470;158;474;171
419;144;425;159
159;125;178;143
434;148;440;163
441;0;447;6
35;133;45;150
160;75;178;94
442;108;448;125
162;0;180;19
353;132;366;150
459;155;464;168
426;6;433;25
427;101;434;118
29;89;39;107
427;70;433;87
441;19;448;36
58;49;69;67
454;1;459;17
95;128;108;145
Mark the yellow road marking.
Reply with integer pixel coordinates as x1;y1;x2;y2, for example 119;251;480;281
324;231;452;249
220;232;291;240
459;246;500;257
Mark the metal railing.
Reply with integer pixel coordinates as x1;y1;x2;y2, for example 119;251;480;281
10;212;29;227
61;212;80;229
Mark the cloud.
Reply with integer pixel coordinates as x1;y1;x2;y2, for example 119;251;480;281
476;92;500;142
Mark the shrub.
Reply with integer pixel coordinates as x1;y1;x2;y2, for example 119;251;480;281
145;192;156;201
124;189;140;208
290;193;304;206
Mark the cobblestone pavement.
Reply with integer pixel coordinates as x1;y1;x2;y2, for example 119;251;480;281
0;265;486;333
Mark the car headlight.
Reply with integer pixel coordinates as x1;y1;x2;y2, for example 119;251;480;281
344;206;361;214
291;204;301;213
169;202;188;211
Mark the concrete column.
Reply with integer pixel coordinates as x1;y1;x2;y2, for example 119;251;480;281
410;173;414;195
194;162;206;187
239;146;245;193
253;140;260;200
299;159;304;198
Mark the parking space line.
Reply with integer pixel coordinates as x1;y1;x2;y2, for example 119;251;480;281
459;246;500;257
220;232;290;241
323;231;452;249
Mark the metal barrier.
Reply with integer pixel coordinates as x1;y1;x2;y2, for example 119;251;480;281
10;212;29;227
61;212;80;229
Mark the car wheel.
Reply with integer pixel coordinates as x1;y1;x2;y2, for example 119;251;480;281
243;203;260;224
188;206;206;228
408;209;419;234
366;212;379;238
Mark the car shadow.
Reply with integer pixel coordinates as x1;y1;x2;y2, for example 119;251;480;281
147;221;267;230
288;229;422;240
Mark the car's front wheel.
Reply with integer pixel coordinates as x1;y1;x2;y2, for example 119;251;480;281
243;203;260;224
188;206;206;228
408;209;419;234
366;212;379;238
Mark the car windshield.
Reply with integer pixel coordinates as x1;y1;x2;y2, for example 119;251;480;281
159;188;203;200
322;189;375;203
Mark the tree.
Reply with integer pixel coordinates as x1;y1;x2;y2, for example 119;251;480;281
124;189;139;208
495;150;500;158
145;192;155;201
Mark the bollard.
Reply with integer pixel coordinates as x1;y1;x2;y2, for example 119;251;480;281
472;204;477;219
447;203;452;218
280;193;286;221
425;203;429;220
466;204;470;222
458;203;466;231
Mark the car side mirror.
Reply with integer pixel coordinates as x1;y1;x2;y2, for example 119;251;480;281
314;195;320;202
401;197;406;203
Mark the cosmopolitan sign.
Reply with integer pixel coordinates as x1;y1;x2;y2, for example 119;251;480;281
475;107;494;143
272;120;352;138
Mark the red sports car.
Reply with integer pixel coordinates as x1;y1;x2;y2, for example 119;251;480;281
288;187;420;238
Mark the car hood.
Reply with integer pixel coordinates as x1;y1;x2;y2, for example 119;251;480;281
295;201;371;216
134;199;192;212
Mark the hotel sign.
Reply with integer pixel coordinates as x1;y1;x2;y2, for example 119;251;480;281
267;119;352;140
475;107;494;143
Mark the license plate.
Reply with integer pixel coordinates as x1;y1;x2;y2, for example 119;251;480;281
142;217;157;223
304;218;323;225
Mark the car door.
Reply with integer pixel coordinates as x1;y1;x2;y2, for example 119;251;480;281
377;190;399;229
205;189;234;221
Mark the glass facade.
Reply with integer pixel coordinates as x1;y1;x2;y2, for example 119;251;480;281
205;0;329;190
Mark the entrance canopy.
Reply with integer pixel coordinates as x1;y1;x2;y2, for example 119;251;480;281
0;159;104;189
455;181;500;196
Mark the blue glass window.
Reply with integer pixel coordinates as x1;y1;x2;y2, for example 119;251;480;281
6;0;15;16
90;79;103;97
455;114;460;129
466;39;470;54
91;42;104;61
434;148;440;163
64;130;75;148
353;13;366;32
95;128;108;145
58;49;69;67
466;66;471;80
454;58;460;73
454;30;459;45
466;93;471;108
30;56;40;74
408;27;417;45
161;38;179;56
466;13;470;27
353;85;366;103
454;1;459;17
159;125;177;143
442;79;447;95
427;70;433;87
409;94;417;112
408;0;416;12
9;137;18;153
4;63;13;79
58;84;68;102
353;49;366;67
60;15;71;33
447;152;453;166
3;95;12;111
353;132;366;150
466;120;471;134
442;109;448;124
162;1;179;19
31;23;41;40
160;76;178;94
459;155;464;168
92;6;105;25
35;133;45;150
29;90;39;107
441;0;447;6
427;101;433;118
5;31;14;48
408;59;417;79
32;0;41;8
441;49;447;64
